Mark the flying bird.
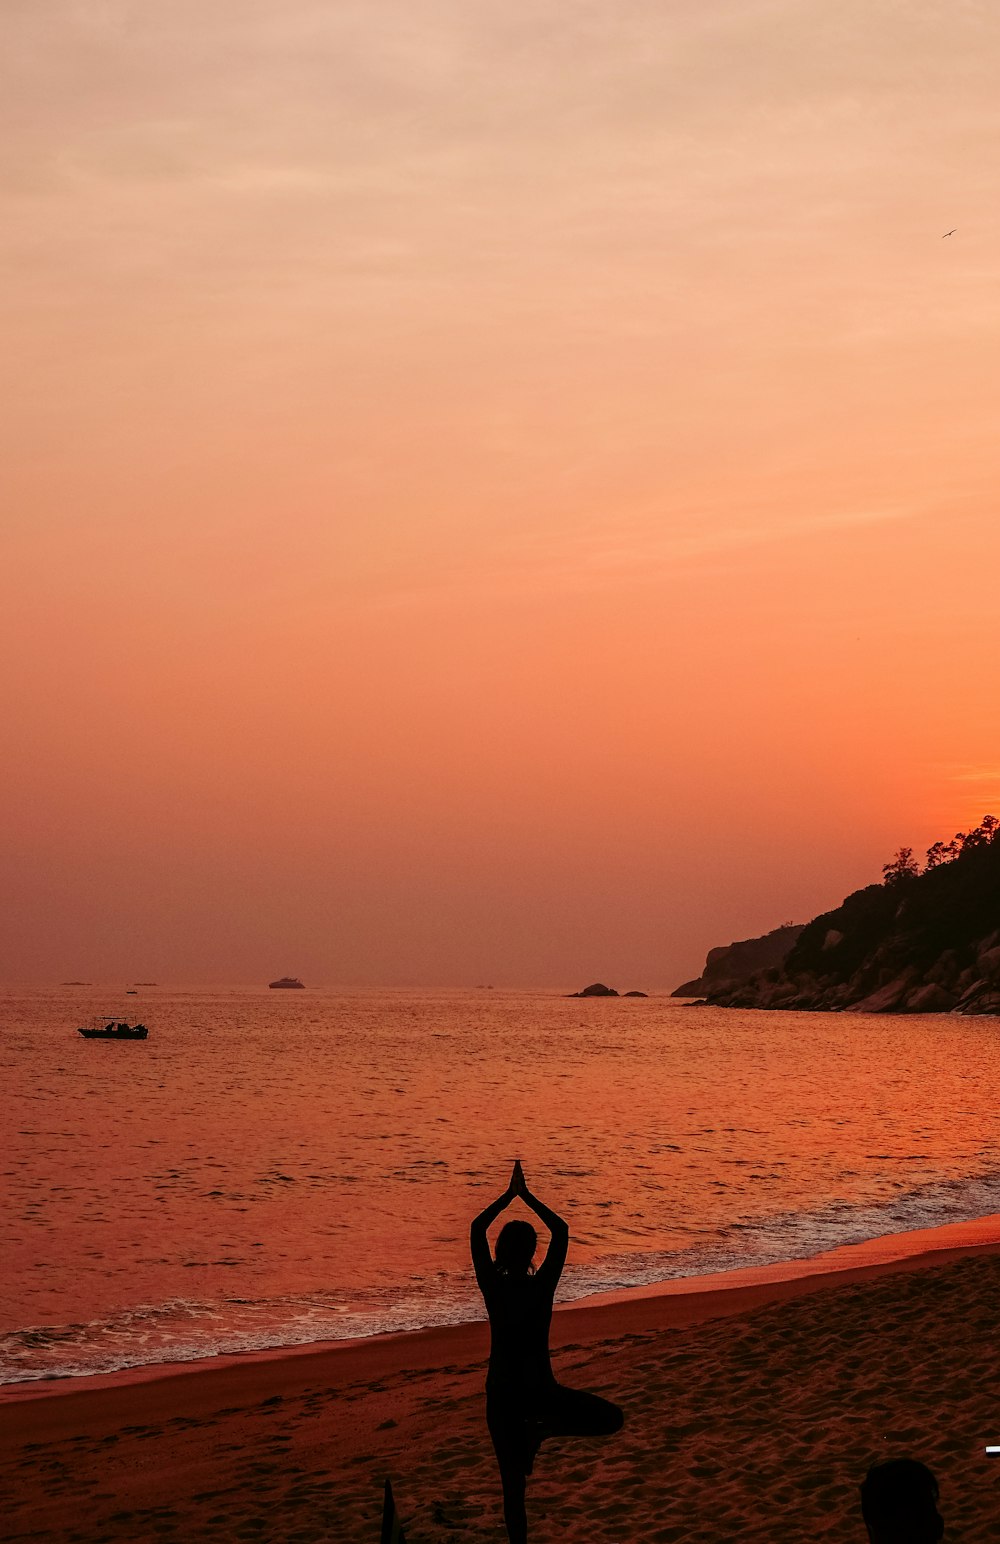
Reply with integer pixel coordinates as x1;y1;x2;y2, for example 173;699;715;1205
942;228;957;237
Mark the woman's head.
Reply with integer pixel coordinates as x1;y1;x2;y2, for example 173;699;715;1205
494;1219;537;1275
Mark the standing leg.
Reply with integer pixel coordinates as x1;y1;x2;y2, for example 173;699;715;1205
496;1453;528;1544
487;1394;532;1543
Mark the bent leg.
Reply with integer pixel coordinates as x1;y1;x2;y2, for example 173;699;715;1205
543;1384;624;1439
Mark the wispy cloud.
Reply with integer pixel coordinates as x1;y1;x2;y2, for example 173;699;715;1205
574;504;912;572
359;500;917;616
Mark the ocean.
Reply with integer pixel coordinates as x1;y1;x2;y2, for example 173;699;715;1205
3;986;999;1385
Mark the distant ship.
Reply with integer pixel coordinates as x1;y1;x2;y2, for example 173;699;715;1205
78;1018;148;1040
269;976;305;989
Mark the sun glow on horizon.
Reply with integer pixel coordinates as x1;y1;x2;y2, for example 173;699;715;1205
2;1;999;984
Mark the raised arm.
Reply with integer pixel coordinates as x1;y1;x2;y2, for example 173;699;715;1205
470;1166;518;1291
514;1164;569;1288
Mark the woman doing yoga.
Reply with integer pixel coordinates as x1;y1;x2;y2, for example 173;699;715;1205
471;1161;623;1543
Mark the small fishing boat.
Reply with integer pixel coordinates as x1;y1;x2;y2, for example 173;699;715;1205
78;1017;149;1040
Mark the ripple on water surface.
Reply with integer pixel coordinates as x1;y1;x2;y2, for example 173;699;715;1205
2;987;1000;1381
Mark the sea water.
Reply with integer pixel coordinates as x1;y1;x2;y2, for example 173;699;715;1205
3;986;999;1384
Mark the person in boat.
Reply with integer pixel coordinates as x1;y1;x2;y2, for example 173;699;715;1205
471;1161;623;1543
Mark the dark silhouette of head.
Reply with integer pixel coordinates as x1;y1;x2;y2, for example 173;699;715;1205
860;1459;943;1544
494;1219;537;1276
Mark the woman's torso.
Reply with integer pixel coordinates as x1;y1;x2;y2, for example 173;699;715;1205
483;1274;556;1395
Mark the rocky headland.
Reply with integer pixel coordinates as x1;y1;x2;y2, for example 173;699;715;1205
672;924;804;998
693;818;1000;1014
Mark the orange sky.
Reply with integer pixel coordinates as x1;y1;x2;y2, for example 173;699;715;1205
2;2;999;985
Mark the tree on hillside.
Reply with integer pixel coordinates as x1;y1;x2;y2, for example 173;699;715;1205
959;814;999;853
929;815;1000;864
893;817;998;881
882;847;921;886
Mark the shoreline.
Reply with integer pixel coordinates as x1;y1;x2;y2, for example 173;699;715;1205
5;1208;1000;1412
4;1213;1000;1540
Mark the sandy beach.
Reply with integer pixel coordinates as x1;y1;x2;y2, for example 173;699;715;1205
3;1220;999;1542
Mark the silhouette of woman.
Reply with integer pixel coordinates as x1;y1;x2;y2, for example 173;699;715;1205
471;1161;623;1543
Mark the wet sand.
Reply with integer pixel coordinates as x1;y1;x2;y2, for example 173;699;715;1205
3;1219;1000;1541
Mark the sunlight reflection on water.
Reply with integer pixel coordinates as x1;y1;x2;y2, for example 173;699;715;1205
2;986;999;1381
